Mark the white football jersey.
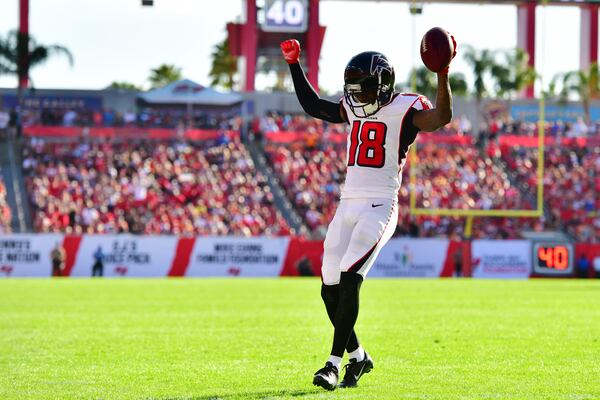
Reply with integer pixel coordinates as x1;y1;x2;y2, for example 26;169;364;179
340;93;432;200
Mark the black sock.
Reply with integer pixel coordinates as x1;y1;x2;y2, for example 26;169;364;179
330;272;363;358
321;283;360;353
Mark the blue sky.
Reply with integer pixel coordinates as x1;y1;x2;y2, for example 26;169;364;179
0;0;583;94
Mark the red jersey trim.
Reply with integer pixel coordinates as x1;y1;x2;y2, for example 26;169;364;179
397;96;421;166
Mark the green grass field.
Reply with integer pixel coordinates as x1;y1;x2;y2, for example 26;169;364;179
1;278;599;400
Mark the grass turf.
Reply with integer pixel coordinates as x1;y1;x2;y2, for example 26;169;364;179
0;278;599;399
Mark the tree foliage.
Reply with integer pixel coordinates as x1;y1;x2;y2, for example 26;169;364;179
209;38;237;90
0;29;73;85
148;64;182;89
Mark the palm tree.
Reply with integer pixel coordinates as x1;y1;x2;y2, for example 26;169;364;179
449;73;468;98
462;45;498;132
555;63;600;122
108;81;141;91
490;48;537;100
542;74;560;100
405;66;468;99
257;55;289;92
0;30;74;86
209;38;237;90
462;45;496;104
148;64;182;89
0;30;73;135
408;66;436;98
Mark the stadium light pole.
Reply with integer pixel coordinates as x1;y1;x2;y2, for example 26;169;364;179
17;0;29;138
537;0;547;217
409;1;422;93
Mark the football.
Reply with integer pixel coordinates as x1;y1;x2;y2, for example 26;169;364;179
420;27;455;73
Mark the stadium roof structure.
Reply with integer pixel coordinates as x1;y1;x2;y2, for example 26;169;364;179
138;79;242;106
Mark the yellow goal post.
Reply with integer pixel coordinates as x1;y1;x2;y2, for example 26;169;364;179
408;95;546;237
407;0;550;238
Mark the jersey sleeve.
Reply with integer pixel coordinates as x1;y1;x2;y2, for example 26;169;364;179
400;95;432;149
413;95;433;112
339;97;349;122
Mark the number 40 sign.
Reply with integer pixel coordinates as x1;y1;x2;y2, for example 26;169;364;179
532;242;574;276
262;0;308;32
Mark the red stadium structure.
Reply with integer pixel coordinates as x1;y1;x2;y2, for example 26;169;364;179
224;0;599;98
18;0;29;90
227;0;326;92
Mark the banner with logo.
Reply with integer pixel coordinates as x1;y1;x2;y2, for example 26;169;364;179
510;104;600;123
185;237;290;277
69;235;178;277
0;234;62;277
370;238;453;278
471;240;531;279
0;235;566;279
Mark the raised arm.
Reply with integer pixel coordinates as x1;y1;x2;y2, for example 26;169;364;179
281;39;347;124
412;35;457;132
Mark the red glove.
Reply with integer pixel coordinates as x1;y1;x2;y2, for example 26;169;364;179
280;39;300;64
441;34;457;75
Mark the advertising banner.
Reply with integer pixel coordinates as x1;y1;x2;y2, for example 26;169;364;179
186;237;290;277
0;234;63;277
370;238;452;278
472;240;531;279
280;238;323;277
69;235;178;277
511;104;600;123
1;94;102;110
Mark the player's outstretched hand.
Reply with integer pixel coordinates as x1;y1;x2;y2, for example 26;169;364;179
280;39;301;64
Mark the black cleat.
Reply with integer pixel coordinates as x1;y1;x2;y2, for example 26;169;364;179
312;362;339;391
338;352;374;388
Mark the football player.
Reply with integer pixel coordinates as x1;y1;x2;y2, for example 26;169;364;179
280;37;456;390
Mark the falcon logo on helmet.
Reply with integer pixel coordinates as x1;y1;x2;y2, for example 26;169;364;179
370;55;393;76
344;51;395;118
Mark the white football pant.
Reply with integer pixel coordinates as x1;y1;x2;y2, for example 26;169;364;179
321;198;398;285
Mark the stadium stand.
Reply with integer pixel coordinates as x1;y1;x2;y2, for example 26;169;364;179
22;135;291;236
18;106;243;130
264;125;538;239
265;142;344;238
501;142;600;243
14;109;600;241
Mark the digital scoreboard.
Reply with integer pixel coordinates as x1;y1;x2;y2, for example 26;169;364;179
261;0;308;32
532;242;574;276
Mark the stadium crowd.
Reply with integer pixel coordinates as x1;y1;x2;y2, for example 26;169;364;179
22;136;291;236
265;142;345;238
10;105;599;242
15;106;243;130
502;144;600;242
480;115;600;140
265;137;537;240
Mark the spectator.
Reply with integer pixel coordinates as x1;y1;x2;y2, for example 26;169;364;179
0;108;10;134
92;246;104;277
51;242;66;277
